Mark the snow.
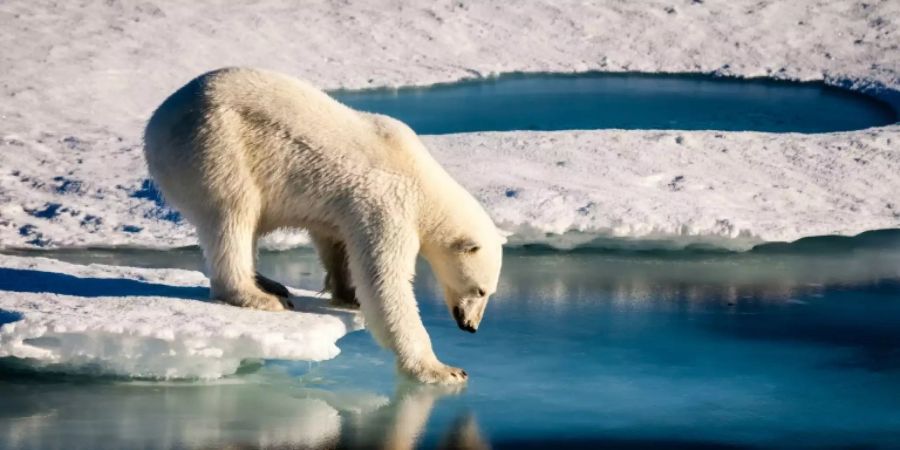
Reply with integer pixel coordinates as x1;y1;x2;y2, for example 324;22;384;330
1;0;899;250
430;128;900;249
0;254;363;379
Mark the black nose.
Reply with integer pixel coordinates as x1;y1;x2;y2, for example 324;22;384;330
453;307;477;333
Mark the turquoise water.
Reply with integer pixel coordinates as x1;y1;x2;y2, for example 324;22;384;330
3;233;900;449
332;73;897;134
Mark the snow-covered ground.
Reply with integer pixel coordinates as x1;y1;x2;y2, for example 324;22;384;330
437;129;900;249
1;0;898;251
0;254;362;379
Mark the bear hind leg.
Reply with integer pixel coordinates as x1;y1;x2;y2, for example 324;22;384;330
311;233;359;307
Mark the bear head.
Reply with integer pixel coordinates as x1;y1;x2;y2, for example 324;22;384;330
427;228;505;333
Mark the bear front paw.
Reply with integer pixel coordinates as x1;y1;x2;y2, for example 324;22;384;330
401;360;468;385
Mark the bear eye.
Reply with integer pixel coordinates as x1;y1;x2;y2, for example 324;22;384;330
476;288;486;297
452;238;480;254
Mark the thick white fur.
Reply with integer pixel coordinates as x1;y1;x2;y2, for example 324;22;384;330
144;68;504;384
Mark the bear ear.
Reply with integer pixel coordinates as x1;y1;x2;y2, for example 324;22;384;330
451;238;480;254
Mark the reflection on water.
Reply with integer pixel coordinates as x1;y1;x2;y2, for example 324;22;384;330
0;368;487;450
0;372;343;449
345;384;489;450
2;232;900;448
11;230;900;304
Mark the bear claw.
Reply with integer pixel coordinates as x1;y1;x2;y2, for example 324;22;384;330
329;296;361;309
223;290;286;311
403;360;468;385
255;272;290;298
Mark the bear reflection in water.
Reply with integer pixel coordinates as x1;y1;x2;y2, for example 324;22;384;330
0;372;488;450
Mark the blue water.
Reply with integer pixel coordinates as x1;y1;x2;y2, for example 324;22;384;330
2;235;900;449
332;73;897;134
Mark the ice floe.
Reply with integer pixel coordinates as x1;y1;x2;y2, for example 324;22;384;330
0;254;362;379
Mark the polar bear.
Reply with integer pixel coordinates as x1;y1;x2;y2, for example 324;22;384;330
144;68;504;384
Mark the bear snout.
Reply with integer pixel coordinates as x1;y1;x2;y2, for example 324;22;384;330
453;306;478;333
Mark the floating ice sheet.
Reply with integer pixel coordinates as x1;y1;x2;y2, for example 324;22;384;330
0;254;362;379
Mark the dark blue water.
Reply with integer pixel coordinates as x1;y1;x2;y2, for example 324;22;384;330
332;73;897;134
2;236;900;449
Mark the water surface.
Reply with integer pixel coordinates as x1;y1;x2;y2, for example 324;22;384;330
332;73;897;134
2;236;900;449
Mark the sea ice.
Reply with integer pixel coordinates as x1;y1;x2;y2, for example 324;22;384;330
0;254;362;379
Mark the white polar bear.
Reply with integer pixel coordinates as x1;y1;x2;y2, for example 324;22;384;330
144;68;504;384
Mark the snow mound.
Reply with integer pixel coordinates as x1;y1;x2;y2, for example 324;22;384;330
0;254;362;379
